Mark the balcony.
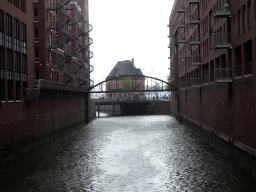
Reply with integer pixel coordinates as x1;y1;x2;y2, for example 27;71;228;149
168;42;174;48
169;47;175;59
215;68;232;82
178;36;186;44
178;65;186;74
36;79;89;92
177;6;185;13
190;78;201;87
213;0;230;18
190;55;201;65
202;76;210;84
212;32;231;49
189;14;200;25
178;20;185;28
178;50;186;58
245;62;253;76
168;33;173;38
189;0;199;4
189;34;200;45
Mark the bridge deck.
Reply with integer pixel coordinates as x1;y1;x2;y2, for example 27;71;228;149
95;100;151;105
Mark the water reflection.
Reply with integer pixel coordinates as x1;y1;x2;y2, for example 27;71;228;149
0;115;256;191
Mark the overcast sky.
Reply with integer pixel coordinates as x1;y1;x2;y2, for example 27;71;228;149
89;0;174;84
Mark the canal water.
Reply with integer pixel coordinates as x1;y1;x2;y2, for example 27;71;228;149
1;115;256;191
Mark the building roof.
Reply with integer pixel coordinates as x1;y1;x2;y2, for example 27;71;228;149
106;60;143;80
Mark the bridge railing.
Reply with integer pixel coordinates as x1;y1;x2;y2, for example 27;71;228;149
95;96;170;102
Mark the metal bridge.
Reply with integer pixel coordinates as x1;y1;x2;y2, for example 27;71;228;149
88;75;178;94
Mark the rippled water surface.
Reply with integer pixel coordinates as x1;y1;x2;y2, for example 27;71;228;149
1;115;256;191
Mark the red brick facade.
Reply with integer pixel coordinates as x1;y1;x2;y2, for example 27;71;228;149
0;0;93;156
169;0;256;150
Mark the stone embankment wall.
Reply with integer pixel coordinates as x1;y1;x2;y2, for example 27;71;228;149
171;112;256;177
148;100;171;115
0;91;95;161
97;100;171;116
98;105;121;116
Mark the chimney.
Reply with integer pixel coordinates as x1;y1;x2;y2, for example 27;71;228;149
131;58;134;65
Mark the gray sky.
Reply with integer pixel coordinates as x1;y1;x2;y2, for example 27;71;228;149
89;0;174;84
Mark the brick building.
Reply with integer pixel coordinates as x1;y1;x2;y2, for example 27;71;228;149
105;59;145;99
0;0;33;102
0;0;93;159
168;0;256;175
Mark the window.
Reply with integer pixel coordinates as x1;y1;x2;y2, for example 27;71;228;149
7;49;13;70
14;19;20;39
0;46;4;69
247;0;252;29
235;46;242;77
34;28;39;41
34;8;38;22
0;31;3;46
20;0;26;12
13;0;19;8
21;23;26;42
14;19;20;52
15;52;20;72
6;14;12;35
242;5;246;32
238;10;241;34
22;54;27;73
233;14;235;26
6;35;12;49
35;49;39;62
21;23;27;54
6;15;12;49
0;9;4;32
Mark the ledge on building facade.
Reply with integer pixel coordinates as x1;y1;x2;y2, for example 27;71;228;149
189;0;199;4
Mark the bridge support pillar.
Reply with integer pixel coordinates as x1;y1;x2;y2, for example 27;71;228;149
98;104;100;118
